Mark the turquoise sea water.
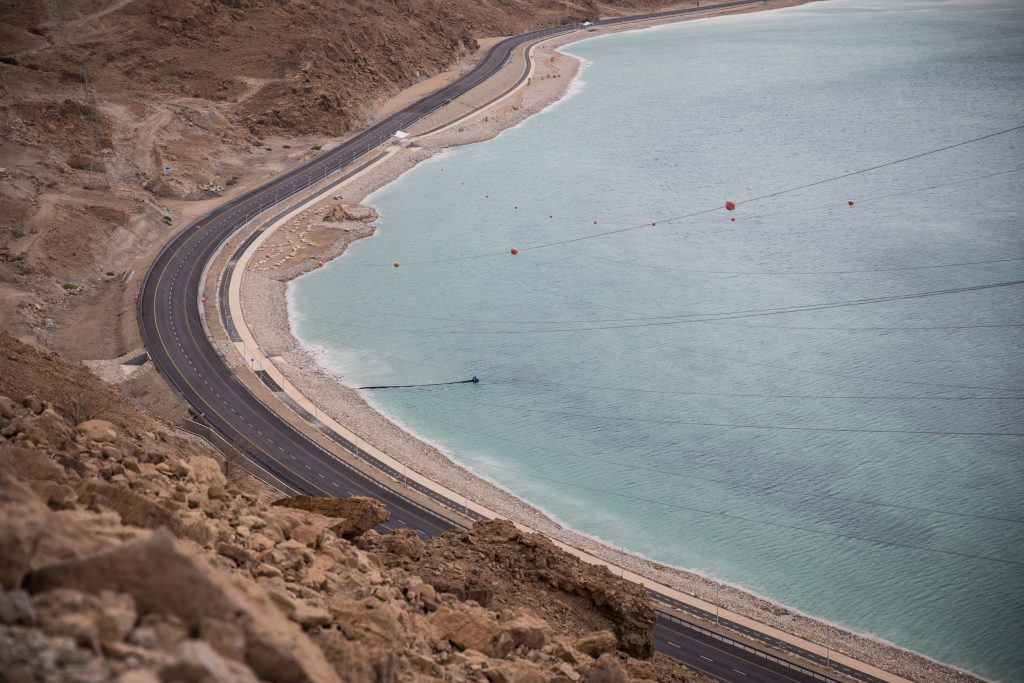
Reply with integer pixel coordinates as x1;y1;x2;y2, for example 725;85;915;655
291;1;1024;678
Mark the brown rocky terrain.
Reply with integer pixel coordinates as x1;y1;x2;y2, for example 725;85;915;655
0;0;693;364
0;2;818;681
0;330;711;681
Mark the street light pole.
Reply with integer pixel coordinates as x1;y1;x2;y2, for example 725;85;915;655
716;583;720;625
826;624;831;670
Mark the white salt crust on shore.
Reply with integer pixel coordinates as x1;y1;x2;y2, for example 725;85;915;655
237;19;981;683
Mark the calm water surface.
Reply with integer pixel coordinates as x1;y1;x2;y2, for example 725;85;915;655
292;1;1024;678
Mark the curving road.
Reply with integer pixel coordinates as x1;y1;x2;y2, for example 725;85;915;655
137;2;878;681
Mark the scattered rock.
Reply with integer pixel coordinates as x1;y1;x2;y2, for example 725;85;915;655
26;529;342;683
77;419;118;444
271;495;388;539
0;589;36;625
500;611;551;651
292;601;333;630
160;640;261;683
573;631;617;658
0;446;68;485
328;595;405;650
200;617;247;661
129;613;190;651
22;395;43;415
380;528;425;560
432;603;500;654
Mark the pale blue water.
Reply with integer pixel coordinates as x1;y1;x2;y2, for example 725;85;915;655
291;1;1024;679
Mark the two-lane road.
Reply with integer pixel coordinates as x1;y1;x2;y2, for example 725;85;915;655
138;2;871;681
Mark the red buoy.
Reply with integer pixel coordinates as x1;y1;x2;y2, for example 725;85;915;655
725;200;736;211
593;220;598;224
510;248;519;255
651;221;656;227
393;262;400;268
549;214;554;219
730;217;736;222
848;200;855;207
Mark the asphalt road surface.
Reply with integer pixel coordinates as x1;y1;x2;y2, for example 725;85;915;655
138;2;876;681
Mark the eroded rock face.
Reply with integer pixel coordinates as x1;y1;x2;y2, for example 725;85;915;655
365;519;657;658
271;495;389;539
322;203;379;224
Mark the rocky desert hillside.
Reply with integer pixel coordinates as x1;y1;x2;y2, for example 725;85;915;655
0;3;715;680
0;331;710;681
0;0;684;362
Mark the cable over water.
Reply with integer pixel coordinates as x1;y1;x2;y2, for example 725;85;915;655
358;376;480;390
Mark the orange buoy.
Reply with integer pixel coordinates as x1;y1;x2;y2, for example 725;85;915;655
725;200;736;211
393;262;400;268
848;200;855;207
510;248;519;255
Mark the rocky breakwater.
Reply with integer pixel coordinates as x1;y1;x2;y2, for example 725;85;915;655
0;368;709;682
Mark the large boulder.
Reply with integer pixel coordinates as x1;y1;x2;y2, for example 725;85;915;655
76;419;118;444
270;495;388;539
161;640;261;683
322;204;378;223
188;455;228;489
378;528;424;560
26;529;341;683
0;473;59;589
499;610;551;651
573;630;617;658
431;603;501;655
327;595;406;650
5;407;76;449
0;473;117;591
32;587;137;647
76;480;175;531
0;446;68;485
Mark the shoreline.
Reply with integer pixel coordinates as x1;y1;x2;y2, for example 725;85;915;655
234;4;981;682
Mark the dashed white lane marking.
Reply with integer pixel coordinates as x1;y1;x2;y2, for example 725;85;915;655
700;655;714;662
732;669;747;676
667;642;681;648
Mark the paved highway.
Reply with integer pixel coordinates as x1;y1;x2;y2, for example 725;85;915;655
138;2;872;681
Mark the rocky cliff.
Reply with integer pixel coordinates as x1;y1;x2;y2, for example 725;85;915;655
0;331;709;682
